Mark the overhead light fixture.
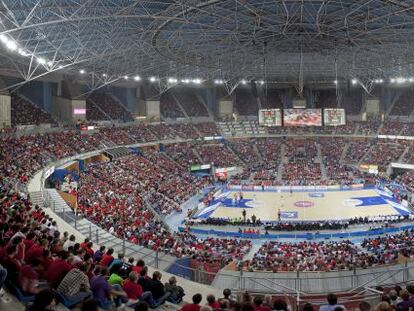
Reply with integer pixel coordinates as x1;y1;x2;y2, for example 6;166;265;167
37;57;46;65
409;78;414;82
181;79;190;84
17;48;28;57
378;79;384;83
47;61;53;67
168;77;177;83
241;79;247;85
58;65;63;69
351;79;357;85
124;75;129;80
214;79;223;84
259;80;264;85
193;78;201;84
0;34;7;43
390;78;395;83
79;69;85;74
102;73;107;77
334;80;338;84
149;76;157;82
134;75;140;81
396;77;406;84
5;40;17;51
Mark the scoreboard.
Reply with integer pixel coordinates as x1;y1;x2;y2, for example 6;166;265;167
258;109;282;126
324;109;346;126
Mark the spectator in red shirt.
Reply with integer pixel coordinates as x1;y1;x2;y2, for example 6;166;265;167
207;294;220;310
132;259;145;274
100;248;114;267
180;293;203;311
44;250;72;287
18;259;43;294
26;239;48;263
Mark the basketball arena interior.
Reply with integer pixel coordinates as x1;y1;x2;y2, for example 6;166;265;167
3;1;414;311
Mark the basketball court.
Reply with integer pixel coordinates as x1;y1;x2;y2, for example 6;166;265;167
195;188;412;222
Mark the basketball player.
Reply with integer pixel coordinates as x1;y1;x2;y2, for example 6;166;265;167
278;208;281;221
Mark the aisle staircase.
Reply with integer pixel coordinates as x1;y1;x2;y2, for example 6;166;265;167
34;189;174;270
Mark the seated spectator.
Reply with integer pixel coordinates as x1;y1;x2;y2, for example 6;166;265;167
319;294;346;311
109;253;125;270
25;289;56;311
146;271;170;306
123;271;158;308
138;266;150;291
100;248;115;267
222;288;235;303
181;293;203;311
165;276;185;304
132;259;145;274
90;266;127;309
207;294;220;310
18;259;44;294
272;299;288;311
57;262;92;306
397;289;414;311
93;246;105;263
108;264;124;286
43;250;72;288
254;296;271;311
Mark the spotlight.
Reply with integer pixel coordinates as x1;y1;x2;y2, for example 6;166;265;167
241;79;247;85
124;76;129;80
47;61;53;67
181;79;190;84
390;78;395;83
214;79;223;85
168;77;177;83
79;69;85;74
134;76;141;81
193;79;201;84
351;79;357;85
334;80;338;84
58;65;63;69
396;77;406;84
409;78;414;82
149;77;157;82
102;73;107;77
259;80;264;85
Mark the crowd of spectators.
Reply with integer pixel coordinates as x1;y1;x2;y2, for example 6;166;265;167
361;230;414;259
246;240;395;272
196;143;243;168
11;94;55;126
380;122;406;135
362;142;406;170
356;120;381;135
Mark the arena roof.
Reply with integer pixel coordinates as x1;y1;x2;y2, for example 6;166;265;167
1;1;414;90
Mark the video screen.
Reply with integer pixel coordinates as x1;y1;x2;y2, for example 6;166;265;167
283;109;322;126
324;109;346;126
258;109;282;126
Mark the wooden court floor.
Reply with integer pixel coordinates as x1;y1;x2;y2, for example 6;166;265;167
209;189;401;222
